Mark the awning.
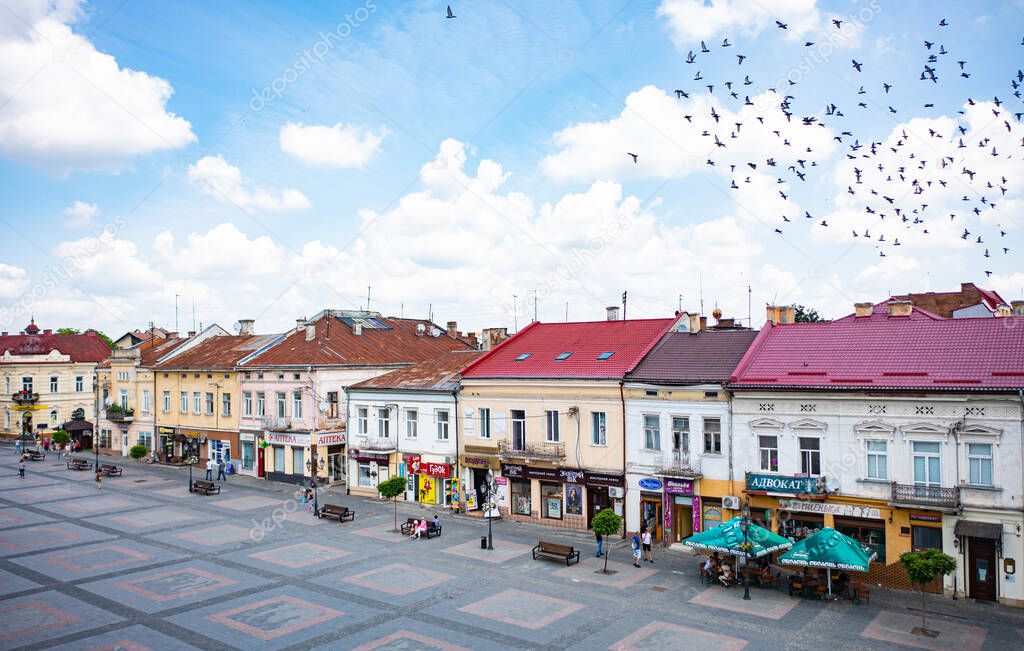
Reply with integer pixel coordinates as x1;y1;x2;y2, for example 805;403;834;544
61;419;94;432
954;520;1002;540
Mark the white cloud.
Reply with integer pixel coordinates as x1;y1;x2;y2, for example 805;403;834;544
154;223;285;278
657;0;822;45
53;231;163;293
0;0;195;172
62;200;99;228
187;155;311;212
279;122;387;168
0;263;30;300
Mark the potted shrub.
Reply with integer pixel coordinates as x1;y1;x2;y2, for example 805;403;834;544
129;444;149;460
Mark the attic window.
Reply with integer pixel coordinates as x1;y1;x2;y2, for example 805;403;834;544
597;351;615;360
514;353;532;362
555;352;572;361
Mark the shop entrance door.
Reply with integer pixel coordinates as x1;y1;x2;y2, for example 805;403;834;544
587;486;609;528
257;446;265;477
673;503;693;542
641;494;663;541
328;453;344;482
968;537;997;601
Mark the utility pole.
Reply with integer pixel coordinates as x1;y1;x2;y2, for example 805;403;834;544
622;291;628;321
175;294;180;333
366;286;371;312
748;285;752;328
512;295;518;333
532;289;538;323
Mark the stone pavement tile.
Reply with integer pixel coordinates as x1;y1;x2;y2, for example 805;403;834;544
34;493;155;518
226;540;352;577
0;568;40;597
78;559;271;614
599;620;749;651
322;617;491;651
0;522;115;557
0;590;123;648
47;624;205;651
688;584;799;620
551;556;658;589
861;611;987;651
1;481;98;504
0;506;55;530
441;539;534;564
0;475;61;490
153;485;199;499
208;494;289;511
11;539;179;581
352;525;409;544
312;561;455;604
167;585;382;647
90;506;203;533
149;522;267;552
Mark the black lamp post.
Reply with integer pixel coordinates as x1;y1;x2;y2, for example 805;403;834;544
187;455;197;491
306;451;326;515
94;430;99;471
741;502;752;601
485;469;496;550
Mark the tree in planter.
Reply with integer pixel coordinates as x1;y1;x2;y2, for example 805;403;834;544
899;549;957;635
591;508;623;574
376;476;407;533
129;444;149;460
51;430;70;447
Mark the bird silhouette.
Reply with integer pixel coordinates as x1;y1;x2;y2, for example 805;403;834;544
627;153;638;163
446;5;456;19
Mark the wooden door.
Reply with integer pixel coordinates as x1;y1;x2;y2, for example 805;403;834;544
587;486;608;528
968;537;997;601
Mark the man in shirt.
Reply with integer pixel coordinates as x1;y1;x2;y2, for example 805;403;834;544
205;458;214;481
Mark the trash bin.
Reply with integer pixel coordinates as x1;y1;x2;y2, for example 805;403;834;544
480;536;487;549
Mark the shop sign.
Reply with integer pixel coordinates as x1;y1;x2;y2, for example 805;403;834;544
240;432;255;442
559;468;585;484
406;454;422;473
585;471;625;487
158;427;175;434
461;455;498;469
315;432;346;446
909;512;942;523
638;478;663;491
500;463;524;479
664;478;694;495
692;496;702;533
182;430;203;439
778;499;881;519
265;431;310;446
527;466;560;481
746;473;819;495
349;450;389;462
422;463;451;478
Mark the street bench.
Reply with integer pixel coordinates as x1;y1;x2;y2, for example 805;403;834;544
191;479;221;495
401;518;441;538
67;459;92;471
100;463;123;477
532;541;580;566
25;450;45;461
316;503;355;522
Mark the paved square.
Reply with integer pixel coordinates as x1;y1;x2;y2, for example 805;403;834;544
47;624;204;650
325;617;490;651
0;506;54;529
343;562;454;596
442;539;534;564
0;590;122;648
352;526;407;543
0;568;39;597
552;556;657;589
458;588;584;630
606;621;748;651
157;523;261;550
688;585;799;619
11;539;176;580
861;611;988;651
248;541;352;570
91;506;202;532
210;494;287;510
0;522;115;557
34;494;153;517
1;482;97;503
350;630;474;651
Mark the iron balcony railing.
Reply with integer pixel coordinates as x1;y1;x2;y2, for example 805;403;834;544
354;436;397;451
11;391;39;404
657;449;702;478
497;439;565;459
891;482;960;509
105;407;135;422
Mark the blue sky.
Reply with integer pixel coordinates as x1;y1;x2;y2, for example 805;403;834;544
0;0;1022;337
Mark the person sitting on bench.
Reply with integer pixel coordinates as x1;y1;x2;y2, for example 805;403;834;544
409;519;421;539
719;563;733;587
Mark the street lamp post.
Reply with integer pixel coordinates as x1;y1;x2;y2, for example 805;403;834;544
741;502;751;601
187;456;195;492
306;451;326;516
94;430;99;471
485;469;496;550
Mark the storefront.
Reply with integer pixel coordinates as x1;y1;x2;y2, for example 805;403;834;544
497;463;610;530
263;430;310;484
585;471;625;530
459;452;500;512
404;454;455;507
629;475;697;544
348;449;394;497
313;431;347;484
238;431;258;476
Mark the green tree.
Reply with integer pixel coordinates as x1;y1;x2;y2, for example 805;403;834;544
899;549;956;633
57;327;114;348
591;508;623;574
376;476;407;532
793;304;824;323
51;430;70;446
129;444;149;460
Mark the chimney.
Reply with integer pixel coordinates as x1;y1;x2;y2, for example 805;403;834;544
43;329;52;335
1010;300;1024;316
717;317;735;329
467;332;478;348
688;313;702;333
482;327;508;350
766;305;795;325
854;302;873;318
188;330;196;337
305;323;316;342
606;306;620;321
295;318;306;332
353;323;363;336
446;321;458;337
237;319;255;336
887;300;913;318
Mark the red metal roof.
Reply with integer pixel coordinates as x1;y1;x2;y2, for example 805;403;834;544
349;350;485;391
731;303;1024;391
0;324;111;364
461;318;676;379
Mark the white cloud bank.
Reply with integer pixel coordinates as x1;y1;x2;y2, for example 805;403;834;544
279;122;387;168
187;155;311;212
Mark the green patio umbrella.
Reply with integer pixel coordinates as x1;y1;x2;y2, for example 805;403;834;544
778;527;877;596
682;517;792;558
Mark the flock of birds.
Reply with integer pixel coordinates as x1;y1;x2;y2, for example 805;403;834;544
620;16;1022;273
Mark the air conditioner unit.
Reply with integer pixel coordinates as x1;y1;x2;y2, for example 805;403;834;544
608;486;624;499
722;495;741;510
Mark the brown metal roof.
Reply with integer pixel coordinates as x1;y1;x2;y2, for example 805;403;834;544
349;350;485;391
627;330;759;384
154;335;279;370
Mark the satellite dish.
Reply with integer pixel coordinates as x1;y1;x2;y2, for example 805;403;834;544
233;321;242;334
430;327;442;337
825;477;841;493
416;323;426;333
104;396;113;406
318;400;329;413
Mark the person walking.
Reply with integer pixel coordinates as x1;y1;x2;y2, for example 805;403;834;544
18;456;26;479
205;458;214;481
95;468;103;490
641;527;654;563
631;532;642;567
216;458;226;482
595;530;604;557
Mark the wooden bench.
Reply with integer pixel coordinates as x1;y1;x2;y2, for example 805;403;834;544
67;459;92;471
191;479;221;495
25;450;45;461
400;517;418;535
101;464;123;477
532;541;580;566
316;503;355;522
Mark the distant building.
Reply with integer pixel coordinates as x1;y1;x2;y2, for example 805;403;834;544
892;282;1014;318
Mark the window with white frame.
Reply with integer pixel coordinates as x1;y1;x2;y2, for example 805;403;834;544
799;437;821;476
378;408;390;438
243;391;252;416
545;410;560;442
205;392;214;415
865;440;888;480
672;416;689;453
479;408;491;439
49;409;58;428
256;392;265;416
327;392;339;418
3;376;8;393
591;411;607;446
759;435;779;471
912;441;941;487
293;391;302;419
138;431;152;449
180;391;188;413
703;418;721;453
141;390;151;414
511;410;526;449
75;376;84;392
276;392;286;418
21;376;32;393
967;443;993;486
221;393;231;416
436;409;450;441
193;392;201;414
357;407;368;435
405;409;417;438
4;410;10;428
117;371;128;381
643;414;661;450
163;391;171;413
119;389;129;410
50;376;58;392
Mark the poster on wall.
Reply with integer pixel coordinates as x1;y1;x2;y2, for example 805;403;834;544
565;485;583;515
418;474;437;503
466;488;478;511
545;497;562;519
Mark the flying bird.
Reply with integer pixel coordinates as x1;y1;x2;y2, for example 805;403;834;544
627;153;638;163
446;5;456;19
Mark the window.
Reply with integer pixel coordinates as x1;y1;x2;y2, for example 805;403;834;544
293;373;300;380
327;391;338;418
436;409;450;440
597;351;614;360
555;352;572;360
273;445;285;472
98;429;111;448
49;376;58;392
704;391;719;399
541;482;562;519
293;391;302;419
163;391;171;413
703;418;721;453
4;411;8;428
514;353;532;361
3;376;8;393
221;393;231;416
276;392;286;418
256;392;265;416
645;390;658;397
643;414;661;450
511;410;526;449
759;435;779;471
357;462;375;487
866;440;888;480
591;411;607;446
292;447;304;474
193;392;201;414
479;408;491;439
138;431;152;450
243;391;252;416
511;480;531;515
102;387;108;405
799;437;821;476
378;408;390;438
21;376;32;393
357;407;368;435
912;526;943;552
205;392;214;415
119;389;129;410
180;391;188;413
672;417;689;453
405;409;417;438
545;410;560;442
912;441;941;487
117;371;129;381
49;409;58;428
968;443;993;486
141;390;151;414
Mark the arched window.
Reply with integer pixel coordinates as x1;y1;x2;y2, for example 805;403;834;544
50;409;58;428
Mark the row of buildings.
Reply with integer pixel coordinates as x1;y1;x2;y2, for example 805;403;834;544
1;283;1022;606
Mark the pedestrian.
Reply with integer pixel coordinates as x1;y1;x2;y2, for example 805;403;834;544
43;438;50;452
595;530;603;557
18;457;26;479
216;458;227;481
433;513;440;531
641;527;654;563
631;532;642;567
14;439;21;456
205;458;214;481
95;469;103;490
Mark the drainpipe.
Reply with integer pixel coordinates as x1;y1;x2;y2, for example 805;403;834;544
727;388;735;495
453;388;460;511
620;380;627;539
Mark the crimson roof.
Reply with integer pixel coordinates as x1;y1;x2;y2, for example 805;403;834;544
731;304;1024;391
461;318;675;379
349;350;485;391
627;330;759;383
0;326;111;364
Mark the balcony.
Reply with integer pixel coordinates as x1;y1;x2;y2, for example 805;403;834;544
497;439;565;460
890;482;960;510
656;449;702;479
105;406;135;422
11;391;39;404
354;436;396;452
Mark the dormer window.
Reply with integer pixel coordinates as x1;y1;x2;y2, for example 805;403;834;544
514;353;532;361
597;351;614;360
555;352;572;361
